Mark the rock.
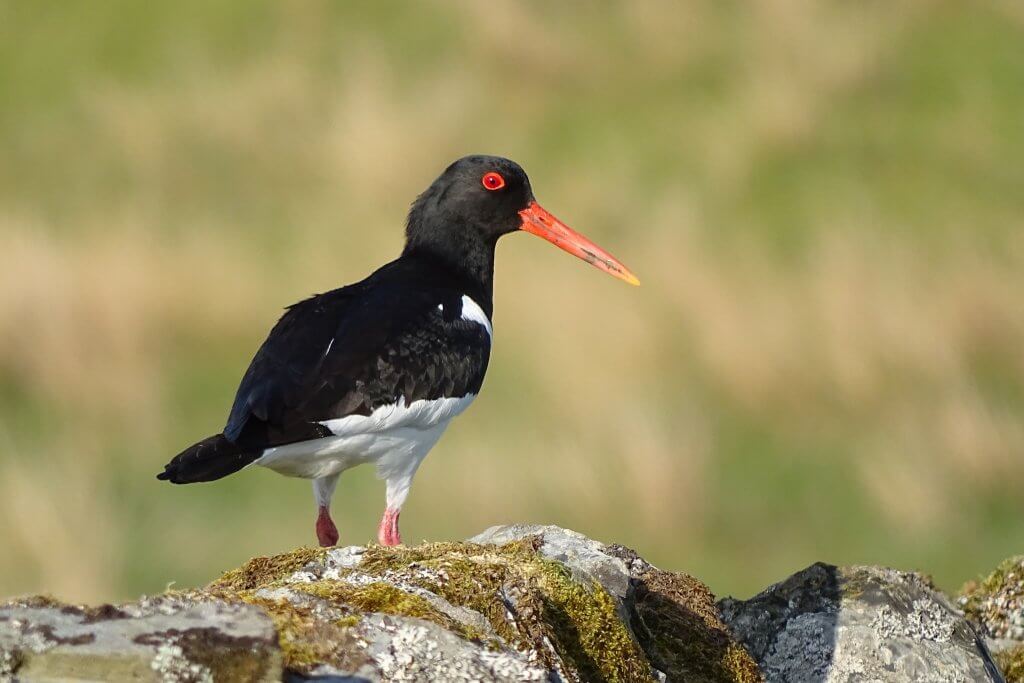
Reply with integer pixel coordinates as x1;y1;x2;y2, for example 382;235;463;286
960;556;1024;683
471;524;762;682
7;532;1018;683
719;562;1005;683
469;525;634;600
6;531;1021;683
0;597;281;682
0;527;760;683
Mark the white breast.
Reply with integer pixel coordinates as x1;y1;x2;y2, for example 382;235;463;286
254;394;477;480
318;394;475;436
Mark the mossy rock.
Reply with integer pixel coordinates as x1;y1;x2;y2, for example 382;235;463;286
6;533;1018;682
210;546;326;592
1;526;761;682
208;538;655;680
959;555;1024;642
995;643;1024;683
721;563;1004;683
205;526;761;681
0;600;282;682
959;555;1024;683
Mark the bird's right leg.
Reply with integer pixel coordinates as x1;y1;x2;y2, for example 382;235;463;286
313;474;341;547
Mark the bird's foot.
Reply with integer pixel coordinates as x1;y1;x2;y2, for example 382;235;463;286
377;507;401;546
316;506;339;547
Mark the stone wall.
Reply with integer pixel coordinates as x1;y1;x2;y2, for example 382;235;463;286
0;526;1017;682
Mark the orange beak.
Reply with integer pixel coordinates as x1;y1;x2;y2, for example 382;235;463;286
518;201;640;286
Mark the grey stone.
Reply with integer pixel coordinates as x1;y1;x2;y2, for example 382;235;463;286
0;526;762;682
958;556;1024;682
470;524;633;600
354;612;548;682
249;582;545;682
468;524;763;683
0;599;281;682
719;562;1005;683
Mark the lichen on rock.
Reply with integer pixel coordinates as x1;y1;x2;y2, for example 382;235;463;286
351;537;651;680
720;563;1004;683
961;555;1024;643
5;529;1021;682
0;601;281;683
207;535;656;680
0;526;764;682
994;643;1024;683
10;529;1022;682
149;639;213;683
960;555;1024;683
0;647;22;679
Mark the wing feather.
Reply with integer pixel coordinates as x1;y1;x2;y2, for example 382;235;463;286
223;274;490;451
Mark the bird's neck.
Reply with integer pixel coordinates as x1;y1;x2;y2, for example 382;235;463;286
402;224;497;302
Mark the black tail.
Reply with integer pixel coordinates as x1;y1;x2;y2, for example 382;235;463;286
157;433;260;484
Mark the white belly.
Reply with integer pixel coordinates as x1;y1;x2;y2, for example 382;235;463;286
253;394;476;480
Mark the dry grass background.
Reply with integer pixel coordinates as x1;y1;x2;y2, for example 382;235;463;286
0;0;1022;602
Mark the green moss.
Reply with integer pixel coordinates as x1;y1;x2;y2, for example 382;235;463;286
959;555;1024;634
299;580;428;617
960;556;1024;602
629;565;762;683
996;644;1024;683
534;559;651;682
201;545;498;673
209;547;325;592
296;580;467;636
168;626;281;682
197;539;756;681
227;576;499;673
957;557;1024;683
237;595;364;674
210;553;485;672
357;539;539;645
356;540;653;682
722;644;762;683
199;548;369;675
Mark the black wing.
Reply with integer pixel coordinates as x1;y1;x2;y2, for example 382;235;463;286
224;268;491;451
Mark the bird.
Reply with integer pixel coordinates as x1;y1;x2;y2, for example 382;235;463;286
157;155;638;547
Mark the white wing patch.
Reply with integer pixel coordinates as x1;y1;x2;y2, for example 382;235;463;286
459;295;492;338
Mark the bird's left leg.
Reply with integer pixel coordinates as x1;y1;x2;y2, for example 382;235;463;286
313;473;341;547
378;475;413;547
377;438;437;547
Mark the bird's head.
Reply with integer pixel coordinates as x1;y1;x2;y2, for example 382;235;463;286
404;155;639;286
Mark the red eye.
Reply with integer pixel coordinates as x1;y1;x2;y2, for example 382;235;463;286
482;172;505;191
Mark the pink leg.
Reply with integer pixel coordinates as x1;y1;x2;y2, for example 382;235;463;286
377;507;401;546
316;505;339;547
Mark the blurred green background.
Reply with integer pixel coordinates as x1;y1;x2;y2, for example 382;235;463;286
1;1;1022;604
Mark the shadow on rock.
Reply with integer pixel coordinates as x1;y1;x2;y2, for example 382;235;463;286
720;562;1005;683
605;544;761;683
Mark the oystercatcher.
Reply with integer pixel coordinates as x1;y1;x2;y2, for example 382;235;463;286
158;155;638;547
